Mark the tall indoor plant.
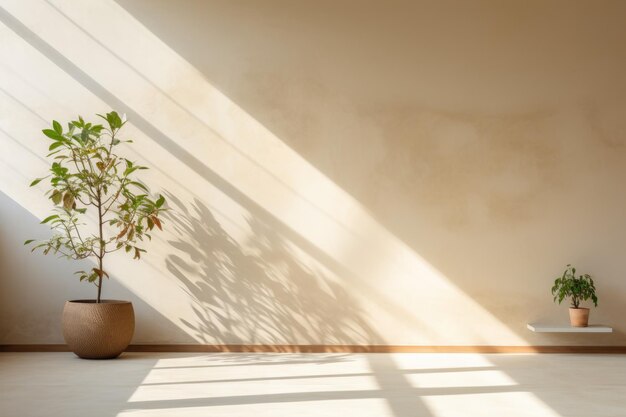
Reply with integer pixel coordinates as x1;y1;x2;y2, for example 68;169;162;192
25;111;166;358
551;264;598;327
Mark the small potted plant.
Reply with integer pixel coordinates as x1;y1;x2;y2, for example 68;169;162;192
25;111;167;359
551;264;598;327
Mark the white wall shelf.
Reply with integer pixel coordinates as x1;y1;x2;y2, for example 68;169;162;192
527;323;613;333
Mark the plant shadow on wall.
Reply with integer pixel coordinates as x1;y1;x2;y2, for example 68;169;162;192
157;195;440;417
164;193;382;347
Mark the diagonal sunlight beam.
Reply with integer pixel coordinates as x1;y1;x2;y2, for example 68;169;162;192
0;0;527;346
0;3;568;417
0;17;233;340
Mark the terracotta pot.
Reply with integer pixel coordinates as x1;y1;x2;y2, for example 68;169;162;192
62;300;134;359
569;307;590;327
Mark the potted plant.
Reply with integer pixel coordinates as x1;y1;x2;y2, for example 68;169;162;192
25;111;167;359
551;264;598;327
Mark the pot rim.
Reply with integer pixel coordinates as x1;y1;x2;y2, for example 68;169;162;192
66;299;132;305
568;307;590;311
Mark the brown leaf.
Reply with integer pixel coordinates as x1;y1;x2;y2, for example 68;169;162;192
63;192;74;210
152;216;162;231
117;224;129;239
92;268;109;279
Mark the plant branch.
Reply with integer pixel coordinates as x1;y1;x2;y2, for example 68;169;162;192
28;112;168;301
102;179;126;215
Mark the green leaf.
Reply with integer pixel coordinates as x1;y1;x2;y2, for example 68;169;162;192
52;120;62;135
48;141;64;151
24;239;35;245
51;162;64;176
130;181;149;192
46;150;63;158
30;177;45;187
124;166;138;177
51;190;63;205
42;129;63;141
107;111;123;130
71;134;83;146
31;243;46;252
155;194;165;208
41;215;59;224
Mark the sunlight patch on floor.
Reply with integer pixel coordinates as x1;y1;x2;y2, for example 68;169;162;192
421;392;562;417
117;399;394;417
389;352;495;369
130;353;378;402
128;375;380;402
407;370;516;388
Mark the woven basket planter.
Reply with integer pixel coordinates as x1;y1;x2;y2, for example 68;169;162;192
62;300;134;359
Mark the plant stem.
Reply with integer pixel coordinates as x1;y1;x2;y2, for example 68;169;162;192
96;189;104;303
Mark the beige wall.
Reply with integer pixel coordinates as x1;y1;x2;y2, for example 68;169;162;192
1;0;625;346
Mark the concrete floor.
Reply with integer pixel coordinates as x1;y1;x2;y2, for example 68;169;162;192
1;352;625;417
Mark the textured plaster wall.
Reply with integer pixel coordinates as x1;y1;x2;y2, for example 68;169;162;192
1;0;625;346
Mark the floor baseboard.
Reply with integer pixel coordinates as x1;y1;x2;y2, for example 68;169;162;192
2;344;626;354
